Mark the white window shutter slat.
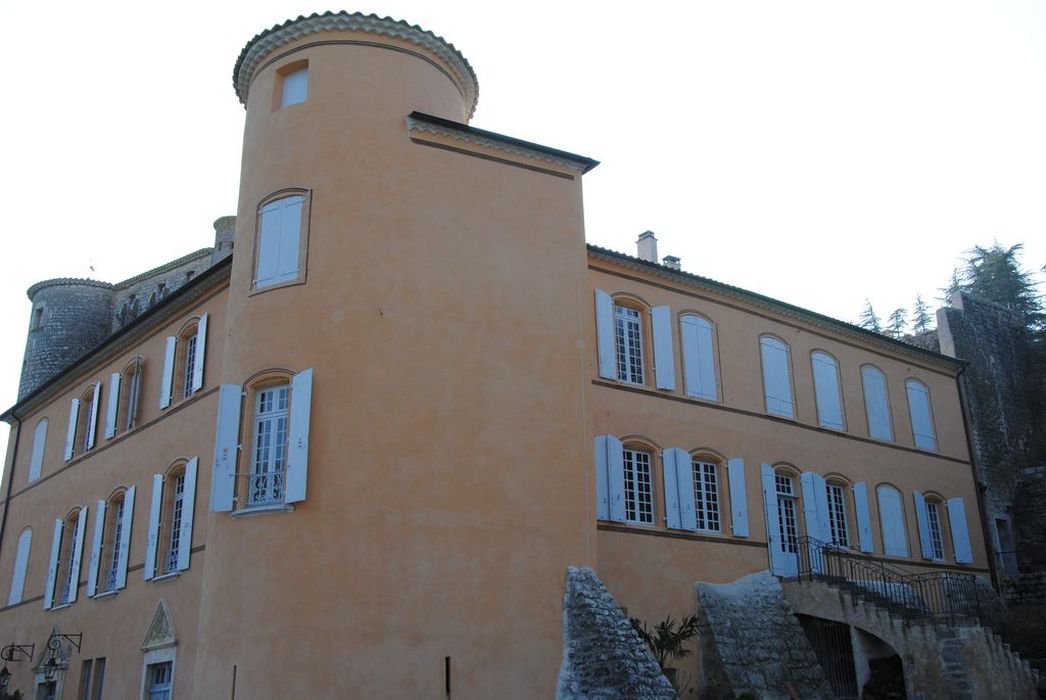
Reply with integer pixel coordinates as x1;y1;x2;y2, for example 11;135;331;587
607;435;626;522
852;482;875;553
8;529;32;605
67;507;88;603
674;448;697;531
115;486;134;589
177;458;199;571
29;419;47;482
145;475;164;580
726;458;749;536
87;500;106;597
191;313;208;393
812;354;844;430
594;290;616;379
651;306;676;390
913;491;933;560
662;449;682;529
861;367;893;441
277;201;303;280
211;385;242;512
947;497;973;564
85;382;101;450
760;338;794;418
285;369;313;504
594;436;611;520
104;372;121;439
64;398;80;461
761;463;784;575
681;315;718;400
44;519;63;609
160;336;177;409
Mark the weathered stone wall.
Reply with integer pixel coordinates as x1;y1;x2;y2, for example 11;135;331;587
111;248;214;331
557;567;675;699
695;571;833;699
1013;466;1046;578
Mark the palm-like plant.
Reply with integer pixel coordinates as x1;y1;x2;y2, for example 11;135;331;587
630;614;700;671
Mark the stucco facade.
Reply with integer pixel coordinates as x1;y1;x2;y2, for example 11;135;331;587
0;12;989;699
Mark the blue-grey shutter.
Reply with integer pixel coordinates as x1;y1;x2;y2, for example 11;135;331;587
681;315;717;400
104;372;121;439
64;398;80;461
285;369;313;504
44;519;63;609
813;474;832;542
877;486;909;557
913;491;933;560
8;529;32;605
160;336;177;409
800;473;823;572
177;458;199;570
67;506;88;603
947;497;973;564
211;384;242;512
87;500;106;597
28;419;47;482
761;463;785;575
674;449;697;531
191;313;208;394
906;380;937;450
651;306;676;390
145;474;163;580
662;448;682;529
727;458;749;536
115;487;134;590
852;482;874;553
760;337;794;418
85;382;101;450
594;435;611;520
861;366;893;440
594;435;626;522
811;353;844;429
595;290;616;379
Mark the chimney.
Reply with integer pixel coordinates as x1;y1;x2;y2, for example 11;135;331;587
662;255;681;271
636;231;658;263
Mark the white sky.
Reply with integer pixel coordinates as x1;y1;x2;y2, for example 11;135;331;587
1;1;1044;464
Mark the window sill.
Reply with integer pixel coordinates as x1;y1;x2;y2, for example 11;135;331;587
91;589;119;600
231;503;295;519
50;602;73;611
150;571;182;584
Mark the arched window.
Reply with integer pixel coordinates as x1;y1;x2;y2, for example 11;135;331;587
876;484;909;558
860;365;893;441
253;191;310;290
760;335;795;418
65;383;101;459
811;351;844;430
773;469;800;554
691;453;722;532
145;459;199;579
621;442;655;524
177;320;200;401
28;417;48;483
120;357;143;432
160;316;209;409
47;507;87;608
825;478;850;547
614;300;647;385
680;314;718;400
101;491;128;592
7;527;32;605
905;379;937;451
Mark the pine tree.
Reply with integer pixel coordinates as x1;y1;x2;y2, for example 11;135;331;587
858;300;882;332
953;243;1044;328
886;308;907;338
911;294;932;334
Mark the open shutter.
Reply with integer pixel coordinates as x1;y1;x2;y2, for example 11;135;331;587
852;482;874;553
651;306;676;390
191;313;208;393
177;458;199;570
595;290;616;379
114;486;134;589
145;475;164;580
674;449;697;531
67;507;88;603
761;463;785;575
87;500;106;597
800;473;822;573
727;458;749;536
104;373;121;439
44;519;63;609
947;497;973;564
85;382;101;450
594;436;611;520
914;491;933;559
595;435;626;522
160;336;177;409
285;369;313;504
64;398;80;461
211;385;242;512
662;448;682;529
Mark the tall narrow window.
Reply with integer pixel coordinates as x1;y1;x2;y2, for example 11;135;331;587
164;472;187;575
826;482;850;547
58;511;82;605
926;499;945;560
280;64;308;107
692;459;721;532
775;472;799;553
250;385;290;506
905;379;937;450
621;447;654;524
121;359;143;431
861;365;893;441
103;496;126;592
680;314;717;400
760;336;794;418
31;306;45;330
77;384;100;454
877;484;909;557
182;333;198;399
255;194;306;289
8;528;32;605
811;351;844;429
29;418;48;483
614;305;645;384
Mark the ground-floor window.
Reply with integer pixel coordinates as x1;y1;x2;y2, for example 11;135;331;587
145;661;173;700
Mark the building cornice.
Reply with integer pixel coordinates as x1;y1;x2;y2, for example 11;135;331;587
114;248;213;290
26;278;114;300
233;11;479;118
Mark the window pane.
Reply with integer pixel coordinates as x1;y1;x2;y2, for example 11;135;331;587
905;380;937;450
622;449;653;524
281;67;308;107
861;366;893;440
760;337;794;418
614;306;644;384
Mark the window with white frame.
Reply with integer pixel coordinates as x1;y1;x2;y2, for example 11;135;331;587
182;332;198;399
254;194;307;289
760;336;795;418
145;459;198;579
811;351;845;429
775;472;799;554
53;509;85;606
905;379;937;450
614;305;645;384
87;487;135;597
145;661;173;700
622;447;654;524
164;471;186;574
826;482;850;547
680;314;718;400
926;499;945;560
861;365;893;441
103;496;126;592
121;359;143;432
692;458;721;532
251;385;290;507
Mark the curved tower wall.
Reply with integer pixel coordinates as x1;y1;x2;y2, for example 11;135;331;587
19;280;115;398
198;12;595;698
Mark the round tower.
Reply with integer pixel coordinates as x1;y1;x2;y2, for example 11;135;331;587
19;278;115;398
210;215;236;265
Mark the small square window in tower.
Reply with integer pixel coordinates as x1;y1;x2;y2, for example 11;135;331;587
279;64;308;108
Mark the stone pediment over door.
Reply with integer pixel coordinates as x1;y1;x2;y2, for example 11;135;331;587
141;599;177;651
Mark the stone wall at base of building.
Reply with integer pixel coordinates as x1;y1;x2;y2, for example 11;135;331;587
695;570;834;700
557;567;675;699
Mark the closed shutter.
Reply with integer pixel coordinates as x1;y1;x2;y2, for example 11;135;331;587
211;385;242;512
285;369;313;504
8;529;32;605
67;507;88;603
145;474;164;580
85;382;101;450
104;373;121;439
114;486;134;590
28;419;47;482
905;380;937;450
914;491;933;560
651;306;676;390
191;313;208;394
852;482;875;553
87;500;106;597
877;486;909;557
760;337;794;417
861;366;893;440
594;290;616;379
811;353;844;429
177;458;199;570
44;519;63;609
947;497;973;564
662;448;682;530
681;315;717;400
761;463;785;575
64;398;80;461
727;458;749;536
800;472;832;573
159;336;177;409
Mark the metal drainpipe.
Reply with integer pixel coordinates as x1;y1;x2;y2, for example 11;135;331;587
955;364;999;590
0;414;23;564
